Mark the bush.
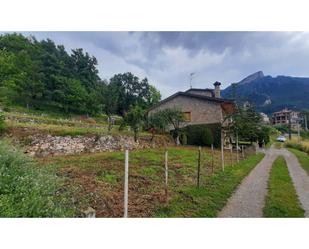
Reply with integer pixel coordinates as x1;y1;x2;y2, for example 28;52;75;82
275;125;290;134
202;128;214;146
285;141;309;154
0;140;74;217
0;112;5;134
257;126;271;146
181;123;221;147
300;131;309;139
179;133;187;145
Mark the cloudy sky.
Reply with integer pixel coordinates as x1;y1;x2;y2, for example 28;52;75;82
19;31;309;98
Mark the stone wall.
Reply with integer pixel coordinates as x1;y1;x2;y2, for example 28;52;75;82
149;94;223;127
25;134;170;157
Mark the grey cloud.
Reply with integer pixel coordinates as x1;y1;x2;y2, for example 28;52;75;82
8;31;309;97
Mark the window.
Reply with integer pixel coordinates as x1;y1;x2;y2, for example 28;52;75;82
183;112;191;122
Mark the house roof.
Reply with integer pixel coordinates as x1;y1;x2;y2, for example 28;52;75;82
185;88;214;92
148;91;235;112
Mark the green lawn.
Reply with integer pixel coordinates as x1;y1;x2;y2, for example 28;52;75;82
263;156;304;217
155;153;265;217
288;148;309;176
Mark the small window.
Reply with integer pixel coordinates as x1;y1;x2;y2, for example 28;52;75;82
183;112;191;122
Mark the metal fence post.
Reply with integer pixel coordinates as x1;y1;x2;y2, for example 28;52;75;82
197;146;201;188
165;150;168;202
124;150;129;218
221;138;225;171
211;144;214;175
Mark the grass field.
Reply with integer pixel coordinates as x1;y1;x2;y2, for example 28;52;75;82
263;156;304;217
0;140;74;217
39;146;262;217
155;153;264;217
3;109;151;138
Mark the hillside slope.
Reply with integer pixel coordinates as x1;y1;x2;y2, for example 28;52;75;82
222;71;309;113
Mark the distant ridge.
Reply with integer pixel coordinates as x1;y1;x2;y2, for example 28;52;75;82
238;71;264;85
222;72;309;113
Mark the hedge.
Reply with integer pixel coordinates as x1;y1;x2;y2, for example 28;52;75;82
180;123;221;147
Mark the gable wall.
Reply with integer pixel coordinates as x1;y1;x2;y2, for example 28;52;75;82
149;95;223;126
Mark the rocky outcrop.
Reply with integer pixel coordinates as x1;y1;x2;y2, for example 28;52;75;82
238;71;264;85
25;134;170;157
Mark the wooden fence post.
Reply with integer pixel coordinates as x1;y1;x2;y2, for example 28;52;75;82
124;150;129;218
164;150;168;202
221;137;225;171
230;146;233;166
236;132;239;163
211;144;214;175
197;146;201;188
241;145;244;159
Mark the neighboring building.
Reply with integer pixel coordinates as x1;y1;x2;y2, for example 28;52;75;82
260;112;270;124
272;108;299;129
148;82;235;129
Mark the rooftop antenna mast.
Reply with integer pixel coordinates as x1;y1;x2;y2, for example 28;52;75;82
190;72;195;88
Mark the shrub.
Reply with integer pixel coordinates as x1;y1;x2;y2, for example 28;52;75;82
0;140;74;217
285;141;309;154
275;125;290;134
179;133;187;145
202;128;214;146
181;123;221;147
300;131;309;139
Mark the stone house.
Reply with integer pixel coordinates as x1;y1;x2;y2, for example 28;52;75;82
148;82;235;129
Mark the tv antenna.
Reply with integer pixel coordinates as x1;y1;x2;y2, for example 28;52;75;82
190;72;195;88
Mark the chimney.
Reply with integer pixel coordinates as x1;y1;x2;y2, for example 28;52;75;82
213;81;221;98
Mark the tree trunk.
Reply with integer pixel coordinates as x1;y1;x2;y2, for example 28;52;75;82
107;115;112;131
134;130;138;142
176;135;180;146
150;131;155;142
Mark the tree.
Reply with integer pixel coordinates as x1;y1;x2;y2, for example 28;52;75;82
0;33;162;117
147;111;168;141
123;105;145;142
158;108;185;145
229;104;264;144
109;72;161;115
101;81;119;131
70;48;100;90
52;76;88;113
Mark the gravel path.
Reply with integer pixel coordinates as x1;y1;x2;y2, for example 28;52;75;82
218;149;278;217
282;149;309;217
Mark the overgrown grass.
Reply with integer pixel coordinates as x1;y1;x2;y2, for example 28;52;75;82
6;120;153;137
285;139;309;154
39;146;258;217
263;156;304;217
0;140;74;217
155;153;265;217
288;148;309;176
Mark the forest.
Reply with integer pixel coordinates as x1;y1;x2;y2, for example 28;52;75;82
0;33;161;116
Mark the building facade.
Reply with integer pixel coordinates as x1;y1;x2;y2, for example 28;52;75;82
148;82;235;129
272;108;299;129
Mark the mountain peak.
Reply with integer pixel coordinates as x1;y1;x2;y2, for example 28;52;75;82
238;71;264;85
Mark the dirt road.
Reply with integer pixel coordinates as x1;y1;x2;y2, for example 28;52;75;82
218;147;309;217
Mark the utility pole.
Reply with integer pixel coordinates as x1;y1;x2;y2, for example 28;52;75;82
296;117;303;142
